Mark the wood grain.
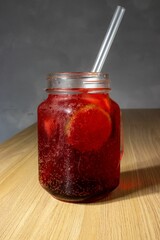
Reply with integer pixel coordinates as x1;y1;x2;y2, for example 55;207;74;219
0;109;160;240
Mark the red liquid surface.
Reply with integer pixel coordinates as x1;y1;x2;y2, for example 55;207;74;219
38;91;120;202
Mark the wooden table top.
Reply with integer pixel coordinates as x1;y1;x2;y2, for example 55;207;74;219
0;109;160;240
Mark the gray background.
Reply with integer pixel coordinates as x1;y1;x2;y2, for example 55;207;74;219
0;0;160;142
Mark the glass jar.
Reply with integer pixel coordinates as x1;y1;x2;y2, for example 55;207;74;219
38;72;122;203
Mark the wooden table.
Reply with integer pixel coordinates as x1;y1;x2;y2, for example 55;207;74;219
0;109;160;240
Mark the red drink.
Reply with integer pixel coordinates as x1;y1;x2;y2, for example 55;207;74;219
38;72;121;203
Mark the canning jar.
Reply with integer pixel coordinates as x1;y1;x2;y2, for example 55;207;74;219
38;72;122;203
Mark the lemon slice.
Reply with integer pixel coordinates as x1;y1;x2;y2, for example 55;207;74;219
65;104;112;152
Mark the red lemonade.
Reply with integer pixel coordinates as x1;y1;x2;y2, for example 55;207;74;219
38;72;121;203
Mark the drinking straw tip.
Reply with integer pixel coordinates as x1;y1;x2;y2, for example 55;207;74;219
91;5;126;72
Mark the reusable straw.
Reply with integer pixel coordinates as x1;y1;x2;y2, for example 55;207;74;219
91;6;125;72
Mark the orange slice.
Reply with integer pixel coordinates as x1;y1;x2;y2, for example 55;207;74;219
65;104;112;152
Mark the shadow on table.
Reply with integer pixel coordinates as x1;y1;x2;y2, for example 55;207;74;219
95;163;160;204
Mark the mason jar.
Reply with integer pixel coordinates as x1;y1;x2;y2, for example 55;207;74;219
38;72;122;203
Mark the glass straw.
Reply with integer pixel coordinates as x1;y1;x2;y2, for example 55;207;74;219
91;6;125;72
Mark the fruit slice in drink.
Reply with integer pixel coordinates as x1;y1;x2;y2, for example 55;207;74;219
81;93;111;112
66;104;112;152
43;117;55;137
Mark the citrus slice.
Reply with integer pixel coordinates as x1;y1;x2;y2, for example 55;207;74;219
82;93;111;112
44;117;55;137
65;104;112;152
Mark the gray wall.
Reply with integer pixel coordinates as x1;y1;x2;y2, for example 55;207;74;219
0;0;160;142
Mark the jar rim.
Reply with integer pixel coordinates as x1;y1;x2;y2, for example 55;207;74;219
47;72;109;80
46;72;110;91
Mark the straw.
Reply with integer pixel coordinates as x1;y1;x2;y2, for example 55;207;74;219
91;5;125;72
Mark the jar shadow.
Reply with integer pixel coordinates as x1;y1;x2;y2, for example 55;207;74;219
93;161;160;205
